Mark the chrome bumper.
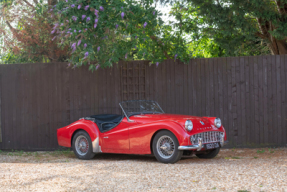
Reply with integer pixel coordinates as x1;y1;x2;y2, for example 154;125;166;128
178;133;225;151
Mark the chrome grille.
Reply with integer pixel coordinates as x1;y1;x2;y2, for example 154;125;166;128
190;131;223;145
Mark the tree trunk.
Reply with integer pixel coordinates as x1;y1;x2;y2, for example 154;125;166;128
268;38;287;55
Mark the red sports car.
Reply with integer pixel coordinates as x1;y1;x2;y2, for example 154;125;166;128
57;100;227;163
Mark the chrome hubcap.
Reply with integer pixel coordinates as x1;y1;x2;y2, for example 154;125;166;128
156;135;175;159
75;135;89;156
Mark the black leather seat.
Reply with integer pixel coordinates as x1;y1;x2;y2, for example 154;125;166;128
89;114;123;132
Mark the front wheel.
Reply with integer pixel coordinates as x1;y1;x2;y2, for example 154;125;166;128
152;130;183;164
196;148;220;159
72;131;95;160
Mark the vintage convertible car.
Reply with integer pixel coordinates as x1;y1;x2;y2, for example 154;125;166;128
57;100;227;163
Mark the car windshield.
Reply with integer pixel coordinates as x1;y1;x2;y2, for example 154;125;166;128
119;100;164;117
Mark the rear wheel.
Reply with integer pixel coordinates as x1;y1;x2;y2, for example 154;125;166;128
72;131;95;160
196;148;220;159
152;130;183;164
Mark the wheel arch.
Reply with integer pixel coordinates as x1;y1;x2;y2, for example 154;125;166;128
150;129;177;155
71;129;87;147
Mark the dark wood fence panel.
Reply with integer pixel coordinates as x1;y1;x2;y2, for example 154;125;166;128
0;55;286;150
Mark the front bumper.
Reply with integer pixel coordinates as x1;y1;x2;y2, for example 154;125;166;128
178;134;226;151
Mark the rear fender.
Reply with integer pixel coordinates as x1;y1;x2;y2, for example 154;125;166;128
57;120;101;152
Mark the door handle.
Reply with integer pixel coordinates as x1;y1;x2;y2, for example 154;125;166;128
103;136;109;138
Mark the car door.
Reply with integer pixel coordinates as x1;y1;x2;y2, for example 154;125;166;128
100;117;138;153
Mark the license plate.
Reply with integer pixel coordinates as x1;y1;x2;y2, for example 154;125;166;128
204;142;220;150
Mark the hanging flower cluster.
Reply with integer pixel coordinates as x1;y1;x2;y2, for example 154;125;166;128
50;0;189;70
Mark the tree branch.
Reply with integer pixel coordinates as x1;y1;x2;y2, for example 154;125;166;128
23;0;35;8
274;0;286;15
33;0;39;5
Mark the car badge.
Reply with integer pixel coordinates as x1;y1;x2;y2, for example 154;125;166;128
200;121;205;125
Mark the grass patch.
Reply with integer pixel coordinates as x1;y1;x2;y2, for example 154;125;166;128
231;156;241;159
254;157;258;159
257;149;265;154
212;187;216;190
238;190;249;192
268;148;274;153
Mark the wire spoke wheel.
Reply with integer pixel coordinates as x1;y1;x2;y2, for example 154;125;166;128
156;135;175;159
75;135;89;156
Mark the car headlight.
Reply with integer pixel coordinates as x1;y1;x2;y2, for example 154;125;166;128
214;118;222;128
185;120;193;131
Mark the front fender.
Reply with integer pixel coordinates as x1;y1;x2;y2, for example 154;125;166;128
57;120;100;151
129;120;189;154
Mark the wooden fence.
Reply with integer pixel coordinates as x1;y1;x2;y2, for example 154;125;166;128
0;55;286;150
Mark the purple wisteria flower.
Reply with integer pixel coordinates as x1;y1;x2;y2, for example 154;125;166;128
68;63;71;67
50;9;53;12
156;62;159;67
77;40;81;46
115;24;119;29
86;17;90;22
143;22;147;28
72;16;77;21
135;36;137;39
153;11;155;15
84;43;87;49
65;0;68;2
53;5;56;8
99;6;104;11
82;15;86;20
125;53;128;59
52;36;56;41
78;5;81;9
84;52;89;58
51;30;55;34
79;30;81;32
85;28;87;31
31;14;34;18
71;4;75;8
94;9;99;16
121;12;124;19
84;5;89;11
68;28;71;30
96;64;100;70
74;30;76;32
95;19;98;23
71;43;76;53
174;54;178;60
60;23;64;26
94;24;97;28
97;46;100;52
66;20;69;23
121;6;123;9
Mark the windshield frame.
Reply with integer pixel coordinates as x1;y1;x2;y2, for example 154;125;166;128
119;100;164;121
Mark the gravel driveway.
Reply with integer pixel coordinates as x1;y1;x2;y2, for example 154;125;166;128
0;148;287;192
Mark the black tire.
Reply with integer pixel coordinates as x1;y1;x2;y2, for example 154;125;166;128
196;148;220;159
72;131;95;160
152;130;183;164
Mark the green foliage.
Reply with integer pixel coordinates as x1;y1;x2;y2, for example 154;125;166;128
52;0;190;69
170;0;281;57
257;149;265;154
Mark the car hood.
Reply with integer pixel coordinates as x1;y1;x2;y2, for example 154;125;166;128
130;113;213;129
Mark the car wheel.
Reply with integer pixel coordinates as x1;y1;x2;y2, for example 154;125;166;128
152;130;183;164
72;131;95;160
196;148;220;159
